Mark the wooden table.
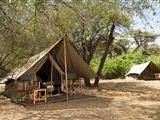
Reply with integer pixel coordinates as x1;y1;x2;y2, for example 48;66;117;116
33;88;47;104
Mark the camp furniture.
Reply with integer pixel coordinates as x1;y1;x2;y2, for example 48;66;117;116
33;88;47;104
46;84;54;97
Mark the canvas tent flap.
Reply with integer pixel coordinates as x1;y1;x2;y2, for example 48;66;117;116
50;39;97;78
49;54;64;75
66;40;97;78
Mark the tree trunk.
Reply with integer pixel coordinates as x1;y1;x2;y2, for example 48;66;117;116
93;76;99;87
83;38;101;87
86;52;94;65
84;78;92;87
94;23;115;87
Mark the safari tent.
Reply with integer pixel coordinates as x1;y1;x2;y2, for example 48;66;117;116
125;61;160;80
1;36;97;103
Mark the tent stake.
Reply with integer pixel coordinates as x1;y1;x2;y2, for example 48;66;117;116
64;38;69;102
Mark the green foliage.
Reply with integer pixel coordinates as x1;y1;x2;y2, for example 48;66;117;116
0;0;159;79
0;0;133;72
103;52;148;78
128;29;159;42
90;55;101;73
91;51;148;78
148;54;160;68
90;44;160;79
128;29;159;47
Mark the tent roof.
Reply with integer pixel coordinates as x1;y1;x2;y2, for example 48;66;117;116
0;36;97;83
125;61;159;76
1;39;62;82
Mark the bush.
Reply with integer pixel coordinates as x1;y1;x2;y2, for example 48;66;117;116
147;54;160;68
90;51;148;79
103;52;149;78
90;51;160;79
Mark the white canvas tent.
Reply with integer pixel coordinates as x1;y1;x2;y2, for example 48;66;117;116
125;61;160;80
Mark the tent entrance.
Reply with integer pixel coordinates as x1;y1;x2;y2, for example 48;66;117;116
36;58;62;93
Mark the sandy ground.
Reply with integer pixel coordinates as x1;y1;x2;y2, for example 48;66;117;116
1;79;160;120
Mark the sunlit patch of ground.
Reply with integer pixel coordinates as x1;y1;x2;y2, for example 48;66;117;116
1;79;160;120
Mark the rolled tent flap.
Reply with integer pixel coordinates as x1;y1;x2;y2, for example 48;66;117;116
49;54;64;75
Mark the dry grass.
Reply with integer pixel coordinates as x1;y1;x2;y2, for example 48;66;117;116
1;79;160;120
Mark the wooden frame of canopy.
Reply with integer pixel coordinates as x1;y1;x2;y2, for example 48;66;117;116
49;54;66;97
48;37;69;102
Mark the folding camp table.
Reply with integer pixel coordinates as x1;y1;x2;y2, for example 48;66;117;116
33;88;47;104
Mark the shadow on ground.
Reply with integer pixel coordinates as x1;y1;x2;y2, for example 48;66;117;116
25;94;113;110
18;94;113;120
2;80;160;120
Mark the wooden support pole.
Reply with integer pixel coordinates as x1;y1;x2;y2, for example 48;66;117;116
50;58;53;96
64;38;69;102
51;62;53;84
61;74;64;91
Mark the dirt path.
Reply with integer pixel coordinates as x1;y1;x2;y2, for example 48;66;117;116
1;79;160;120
